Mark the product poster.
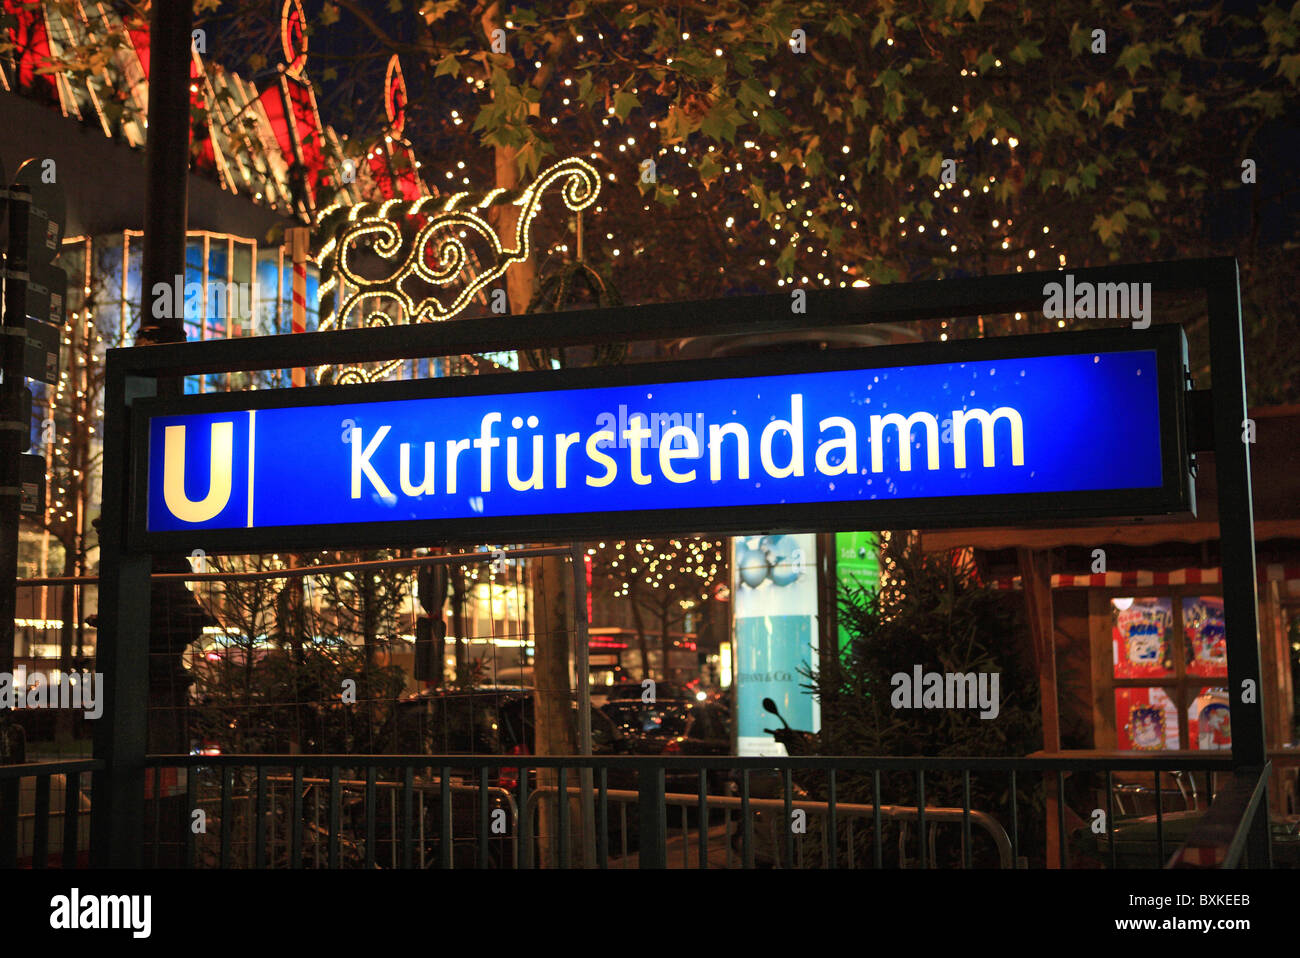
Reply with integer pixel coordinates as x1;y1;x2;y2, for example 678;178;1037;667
1183;597;1228;678
1189;687;1231;750
1115;686;1179;751
732;533;820;756
1111;597;1174;678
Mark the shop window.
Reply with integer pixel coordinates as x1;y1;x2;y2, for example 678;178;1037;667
1097;591;1231;751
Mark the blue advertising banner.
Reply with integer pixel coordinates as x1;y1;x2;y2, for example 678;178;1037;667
732;533;820;756
135;329;1189;549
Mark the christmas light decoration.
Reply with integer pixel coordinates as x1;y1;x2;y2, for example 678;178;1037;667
314;155;601;384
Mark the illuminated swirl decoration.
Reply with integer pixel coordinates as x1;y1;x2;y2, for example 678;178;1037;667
281;0;308;77
313;155;600;384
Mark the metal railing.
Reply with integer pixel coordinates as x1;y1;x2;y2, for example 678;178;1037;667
3;752;1276;869
1168;764;1271;868
0;759;101;867
525;785;1015;868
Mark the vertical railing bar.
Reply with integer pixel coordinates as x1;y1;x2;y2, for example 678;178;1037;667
290;767;303;869
327;767;340;871
1106;770;1117;870
962;769;972;869
266;778;276;868
1009;769;1019;868
828;769;838;869
312;779;321;869
151;765;162;868
219;767;232;869
182;766;196;869
418;784;425;869
1057;770;1067;869
598;768;609;870
33;774;50;869
847;818;854;869
724;800;732;870
557;765;569;869
520;765;533;870
782;767;794;869
401;766;414;870
681;804;689;869
697;769;707;871
741;769;753;869
1154;769;1164;866
364;767;376;870
440;766;452;870
872;770;882;869
63;770;81;870
917;770;927;870
254;765;267;869
619;801;627;867
820;807;828;868
478;766;490;869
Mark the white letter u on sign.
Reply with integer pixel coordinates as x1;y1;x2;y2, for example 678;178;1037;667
163;421;235;523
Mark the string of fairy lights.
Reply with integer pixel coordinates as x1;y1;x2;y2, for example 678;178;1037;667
590;538;725;608
427;28;1073;302
39;251;102;585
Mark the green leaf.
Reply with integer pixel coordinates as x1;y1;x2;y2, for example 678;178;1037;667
1278;54;1300;85
434;54;460;78
613;90;640;120
578;73;598;107
700;100;739;143
775;244;796;278
1009;39;1042;65
1122;199;1151;219
737;78;768;111
1177;28;1203;57
1116;43;1154;78
897;127;919;155
1105;89;1135;127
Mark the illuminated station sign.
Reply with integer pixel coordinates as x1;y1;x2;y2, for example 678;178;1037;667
133;327;1191;551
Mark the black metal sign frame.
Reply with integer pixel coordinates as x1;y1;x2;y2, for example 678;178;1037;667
91;257;1271;869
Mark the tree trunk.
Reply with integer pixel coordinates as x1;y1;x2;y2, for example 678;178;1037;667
659;606;674;686
628;587;651;680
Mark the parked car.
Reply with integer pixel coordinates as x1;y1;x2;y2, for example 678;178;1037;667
602;681;694;703
599;699;733;794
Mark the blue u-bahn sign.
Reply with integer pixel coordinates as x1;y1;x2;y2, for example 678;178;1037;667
130;326;1191;552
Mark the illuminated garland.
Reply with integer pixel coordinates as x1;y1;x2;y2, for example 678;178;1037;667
281;0;308;78
314;155;601;384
